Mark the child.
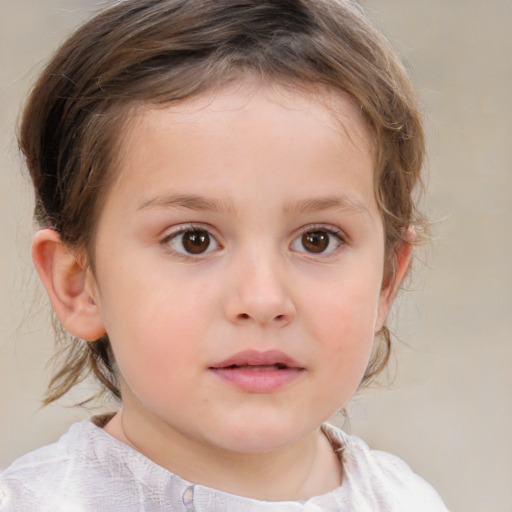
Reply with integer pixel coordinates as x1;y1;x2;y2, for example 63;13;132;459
1;0;448;510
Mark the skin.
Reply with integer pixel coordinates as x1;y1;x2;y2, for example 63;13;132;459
33;80;411;501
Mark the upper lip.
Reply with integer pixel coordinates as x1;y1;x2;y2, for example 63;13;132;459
210;349;302;369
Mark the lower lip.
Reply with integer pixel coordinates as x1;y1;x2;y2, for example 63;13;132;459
210;367;304;393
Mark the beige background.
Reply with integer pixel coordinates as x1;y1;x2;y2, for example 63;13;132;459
1;1;511;511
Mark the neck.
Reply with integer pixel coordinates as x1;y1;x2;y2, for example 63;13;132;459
105;410;342;501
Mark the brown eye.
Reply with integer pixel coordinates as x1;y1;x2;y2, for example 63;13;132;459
167;228;219;256
301;231;329;253
181;230;211;254
291;227;343;255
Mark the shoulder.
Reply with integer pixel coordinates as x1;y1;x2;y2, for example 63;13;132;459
0;420;102;512
323;423;449;512
0;419;187;512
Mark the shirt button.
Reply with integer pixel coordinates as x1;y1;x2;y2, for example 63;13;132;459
182;485;195;511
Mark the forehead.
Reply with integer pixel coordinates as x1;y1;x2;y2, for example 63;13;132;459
122;78;372;158
108;79;376;209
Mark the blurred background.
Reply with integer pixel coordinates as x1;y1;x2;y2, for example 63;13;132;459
1;1;511;510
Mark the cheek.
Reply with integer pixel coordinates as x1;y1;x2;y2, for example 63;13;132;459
108;307;203;410
307;274;382;380
98;276;216;394
312;274;382;338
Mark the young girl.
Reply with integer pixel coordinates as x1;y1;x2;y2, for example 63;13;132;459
1;0;448;510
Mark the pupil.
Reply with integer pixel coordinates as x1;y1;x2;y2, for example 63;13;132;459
302;231;329;253
183;230;210;254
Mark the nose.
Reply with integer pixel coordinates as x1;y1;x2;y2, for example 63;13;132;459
224;251;296;328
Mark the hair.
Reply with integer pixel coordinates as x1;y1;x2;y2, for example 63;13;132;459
19;0;426;405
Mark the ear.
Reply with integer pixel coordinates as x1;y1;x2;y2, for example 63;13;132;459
32;229;106;341
375;235;413;332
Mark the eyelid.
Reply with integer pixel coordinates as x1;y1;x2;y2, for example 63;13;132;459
161;223;222;257
290;223;347;256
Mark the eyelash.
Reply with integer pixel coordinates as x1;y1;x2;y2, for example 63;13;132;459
161;224;222;259
291;224;346;257
160;223;346;259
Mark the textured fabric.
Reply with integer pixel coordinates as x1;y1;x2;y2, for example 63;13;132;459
0;419;447;511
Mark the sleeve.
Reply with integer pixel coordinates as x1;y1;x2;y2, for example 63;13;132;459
369;448;449;512
0;444;74;512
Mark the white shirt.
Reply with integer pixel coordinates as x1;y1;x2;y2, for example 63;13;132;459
0;419;447;511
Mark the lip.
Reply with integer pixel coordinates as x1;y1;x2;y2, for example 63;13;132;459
209;349;304;393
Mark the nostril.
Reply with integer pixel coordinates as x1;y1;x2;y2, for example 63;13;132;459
232;311;293;325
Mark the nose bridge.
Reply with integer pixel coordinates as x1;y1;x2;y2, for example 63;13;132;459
225;240;295;327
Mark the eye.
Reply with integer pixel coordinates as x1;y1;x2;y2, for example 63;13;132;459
291;227;344;255
165;228;220;256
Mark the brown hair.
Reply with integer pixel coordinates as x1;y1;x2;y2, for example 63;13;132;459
19;0;426;405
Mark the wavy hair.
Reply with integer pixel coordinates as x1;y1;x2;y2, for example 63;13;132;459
19;0;426;404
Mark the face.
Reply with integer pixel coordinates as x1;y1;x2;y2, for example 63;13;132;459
88;80;395;456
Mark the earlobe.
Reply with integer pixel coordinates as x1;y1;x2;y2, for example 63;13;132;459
376;237;413;331
32;229;106;341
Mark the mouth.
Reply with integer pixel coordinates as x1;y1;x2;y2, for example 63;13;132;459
220;363;290;370
210;349;302;370
209;350;304;393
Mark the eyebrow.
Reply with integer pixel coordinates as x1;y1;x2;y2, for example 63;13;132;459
138;192;369;217
138;193;238;215
283;194;370;217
